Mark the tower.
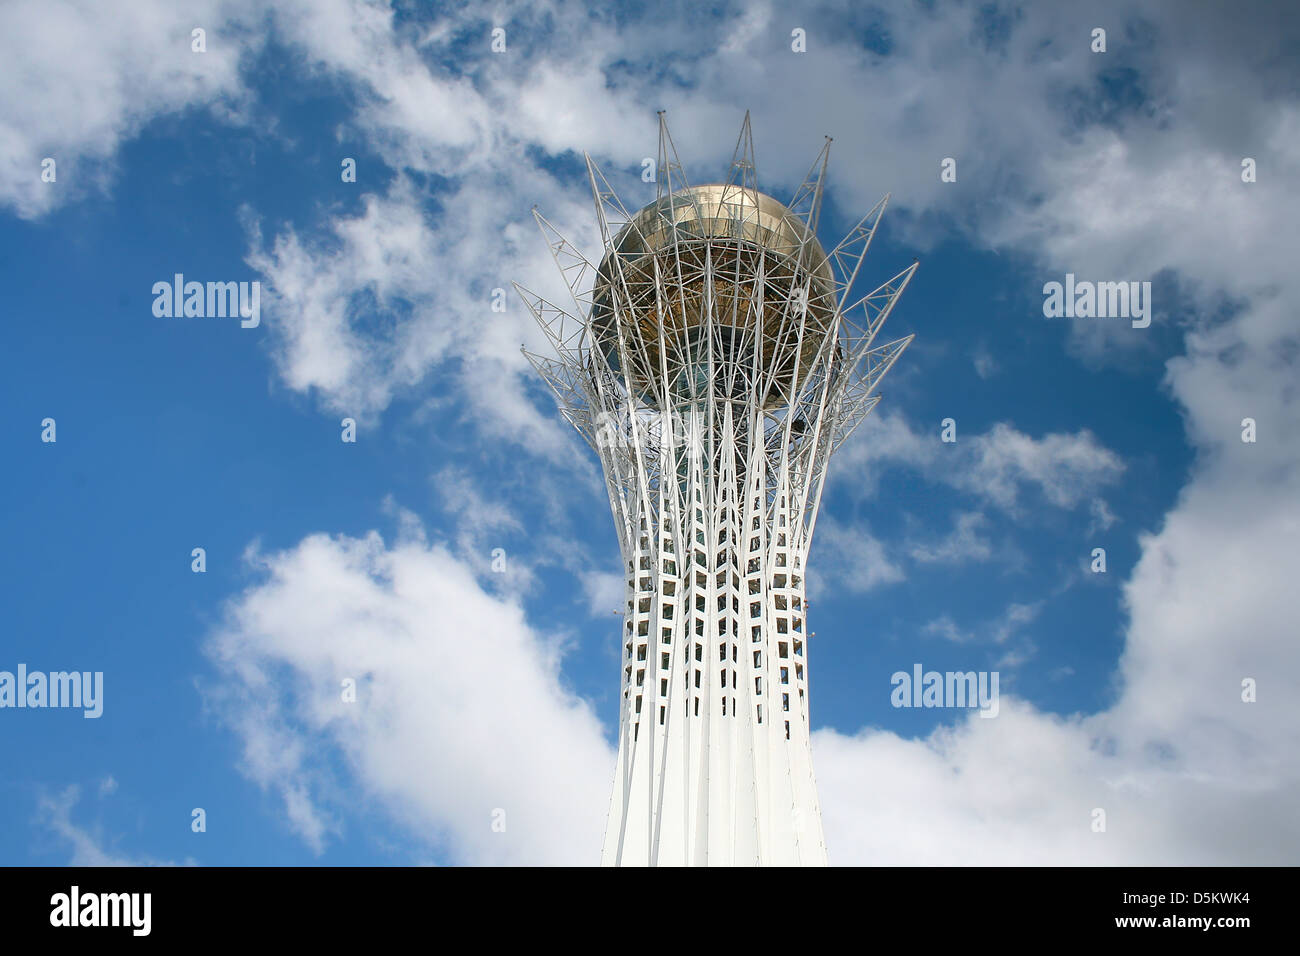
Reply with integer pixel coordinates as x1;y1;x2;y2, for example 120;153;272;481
518;113;916;866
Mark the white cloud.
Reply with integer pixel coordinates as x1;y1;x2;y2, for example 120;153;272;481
580;569;625;619
908;511;992;564
809;516;905;596
0;0;255;218
841;414;1125;513
37;785;189;866
204;525;613;865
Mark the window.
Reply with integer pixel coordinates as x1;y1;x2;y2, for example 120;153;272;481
720;670;727;688
662;628;671;643
694;643;702;662
781;667;789;684
661;652;669;670
659;706;665;725
794;639;803;656
777;618;788;634
757;704;763;724
662;604;674;620
660;678;667;696
753;651;762;668
694;669;701;688
784;721;790;740
754;677;762;695
779;642;788;658
750;602;761;619
782;693;790;712
636;669;644;686
795;664;804;681
694;697;699;716
635;695;643;714
719;642;727;661
722;697;727;716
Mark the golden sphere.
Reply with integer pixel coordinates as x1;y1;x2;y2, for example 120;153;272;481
591;185;837;409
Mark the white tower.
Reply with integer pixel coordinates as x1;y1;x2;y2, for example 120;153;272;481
519;114;916;866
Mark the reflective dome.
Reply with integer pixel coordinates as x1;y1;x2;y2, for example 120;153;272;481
591;185;837;409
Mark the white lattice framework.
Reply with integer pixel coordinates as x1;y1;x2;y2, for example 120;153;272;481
518;113;916;866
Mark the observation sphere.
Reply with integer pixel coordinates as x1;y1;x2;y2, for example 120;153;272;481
591;184;837;409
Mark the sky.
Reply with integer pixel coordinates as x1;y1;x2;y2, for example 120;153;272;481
1;0;1297;866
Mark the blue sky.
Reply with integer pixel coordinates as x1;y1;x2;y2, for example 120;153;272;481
1;0;1297;865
